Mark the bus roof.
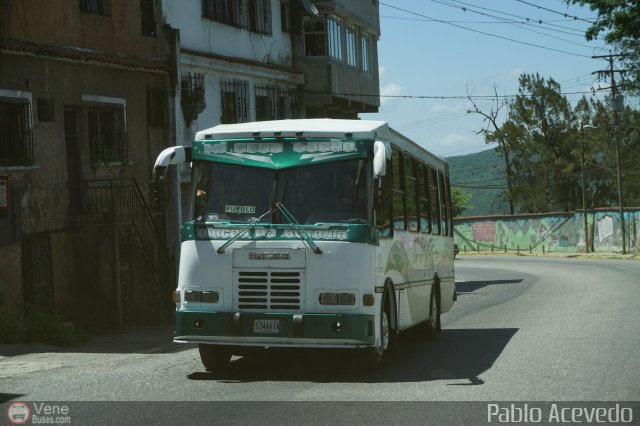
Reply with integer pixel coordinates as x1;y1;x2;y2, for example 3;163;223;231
194;119;390;141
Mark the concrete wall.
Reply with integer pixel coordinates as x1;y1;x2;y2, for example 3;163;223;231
454;209;640;254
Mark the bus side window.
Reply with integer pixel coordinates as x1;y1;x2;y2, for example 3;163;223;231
438;171;448;236
429;166;440;235
391;148;406;231
418;162;430;233
375;159;392;237
404;154;418;232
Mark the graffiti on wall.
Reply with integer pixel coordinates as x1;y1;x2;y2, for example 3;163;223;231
454;209;639;254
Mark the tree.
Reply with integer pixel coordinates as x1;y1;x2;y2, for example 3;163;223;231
567;0;640;92
451;187;473;217
467;86;515;214
502;73;579;212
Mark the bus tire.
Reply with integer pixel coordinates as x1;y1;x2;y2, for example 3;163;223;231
199;344;232;371
363;294;391;370
426;282;441;337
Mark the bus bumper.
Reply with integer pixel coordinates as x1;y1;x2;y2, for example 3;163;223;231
174;311;375;348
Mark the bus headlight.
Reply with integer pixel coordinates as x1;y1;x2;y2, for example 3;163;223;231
337;293;356;305
202;291;219;303
185;290;202;302
319;292;356;305
184;290;220;303
319;293;338;305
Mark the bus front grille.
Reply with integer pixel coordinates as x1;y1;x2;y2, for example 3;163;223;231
234;270;304;311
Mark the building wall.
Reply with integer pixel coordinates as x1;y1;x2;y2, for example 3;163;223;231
0;0;175;324
163;0;303;146
293;0;380;116
164;0;293;65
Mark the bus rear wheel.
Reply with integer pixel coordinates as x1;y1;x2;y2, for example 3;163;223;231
426;283;441;338
199;344;232;371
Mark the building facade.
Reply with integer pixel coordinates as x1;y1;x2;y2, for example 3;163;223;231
0;0;176;330
0;0;381;333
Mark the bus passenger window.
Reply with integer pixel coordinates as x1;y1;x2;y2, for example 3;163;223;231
405;155;418;232
391;148;406;231
429;166;440;235
418;162;430;233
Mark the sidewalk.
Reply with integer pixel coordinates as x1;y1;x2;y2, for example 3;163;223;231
0;324;177;359
456;250;639;260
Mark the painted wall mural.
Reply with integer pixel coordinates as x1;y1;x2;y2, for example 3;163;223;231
454;209;639;254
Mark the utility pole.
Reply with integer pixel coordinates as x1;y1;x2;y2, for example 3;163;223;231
592;53;627;254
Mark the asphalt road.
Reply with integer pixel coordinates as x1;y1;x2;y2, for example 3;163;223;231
1;256;639;424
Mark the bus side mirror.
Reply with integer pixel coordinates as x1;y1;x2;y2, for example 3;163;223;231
373;140;390;177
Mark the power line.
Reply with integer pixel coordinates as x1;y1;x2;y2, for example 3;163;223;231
514;0;596;24
379;2;592;58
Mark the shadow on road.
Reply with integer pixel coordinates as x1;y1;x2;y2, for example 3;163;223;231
187;327;518;384
455;279;523;294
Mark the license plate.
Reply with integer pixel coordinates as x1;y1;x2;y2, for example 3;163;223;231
253;319;281;334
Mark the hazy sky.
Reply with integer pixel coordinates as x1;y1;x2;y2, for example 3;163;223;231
361;0;617;157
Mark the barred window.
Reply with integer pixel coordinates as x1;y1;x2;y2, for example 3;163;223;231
80;0;111;16
280;0;290;33
255;85;298;121
220;79;249;124
0;97;33;166
141;0;157;37
87;105;127;163
202;0;272;35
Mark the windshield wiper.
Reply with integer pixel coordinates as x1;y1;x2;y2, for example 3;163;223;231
275;202;322;254
216;208;274;254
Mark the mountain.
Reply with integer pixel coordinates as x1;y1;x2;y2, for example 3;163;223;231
446;148;507;217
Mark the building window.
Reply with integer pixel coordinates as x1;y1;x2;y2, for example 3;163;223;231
280;0;290;33
181;72;206;124
0;97;33;166
147;88;166;127
80;0;111;16
255;85;298;121
361;33;371;72
202;0;272;35
86;104;127;163
220;79;249;124
327;16;343;60
37;98;55;123
304;16;326;56
141;0;157;37
346;26;357;67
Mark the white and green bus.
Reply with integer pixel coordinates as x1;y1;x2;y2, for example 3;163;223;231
153;119;455;370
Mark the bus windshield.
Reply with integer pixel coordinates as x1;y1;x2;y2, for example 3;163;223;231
192;159;370;225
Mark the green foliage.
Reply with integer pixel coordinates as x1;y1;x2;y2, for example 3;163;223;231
567;0;640;92
505;73;578;213
0;309;89;346
447;148;507;216
451;187;473;217
467;72;640;215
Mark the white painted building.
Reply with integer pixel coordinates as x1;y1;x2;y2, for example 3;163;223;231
162;0;305;147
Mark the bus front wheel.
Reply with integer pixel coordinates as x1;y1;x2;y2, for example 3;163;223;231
363;299;391;369
199;344;232;371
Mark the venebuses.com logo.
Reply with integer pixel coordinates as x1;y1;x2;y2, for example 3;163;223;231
6;402;30;425
6;401;71;424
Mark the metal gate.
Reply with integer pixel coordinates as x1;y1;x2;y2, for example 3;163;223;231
22;232;54;310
